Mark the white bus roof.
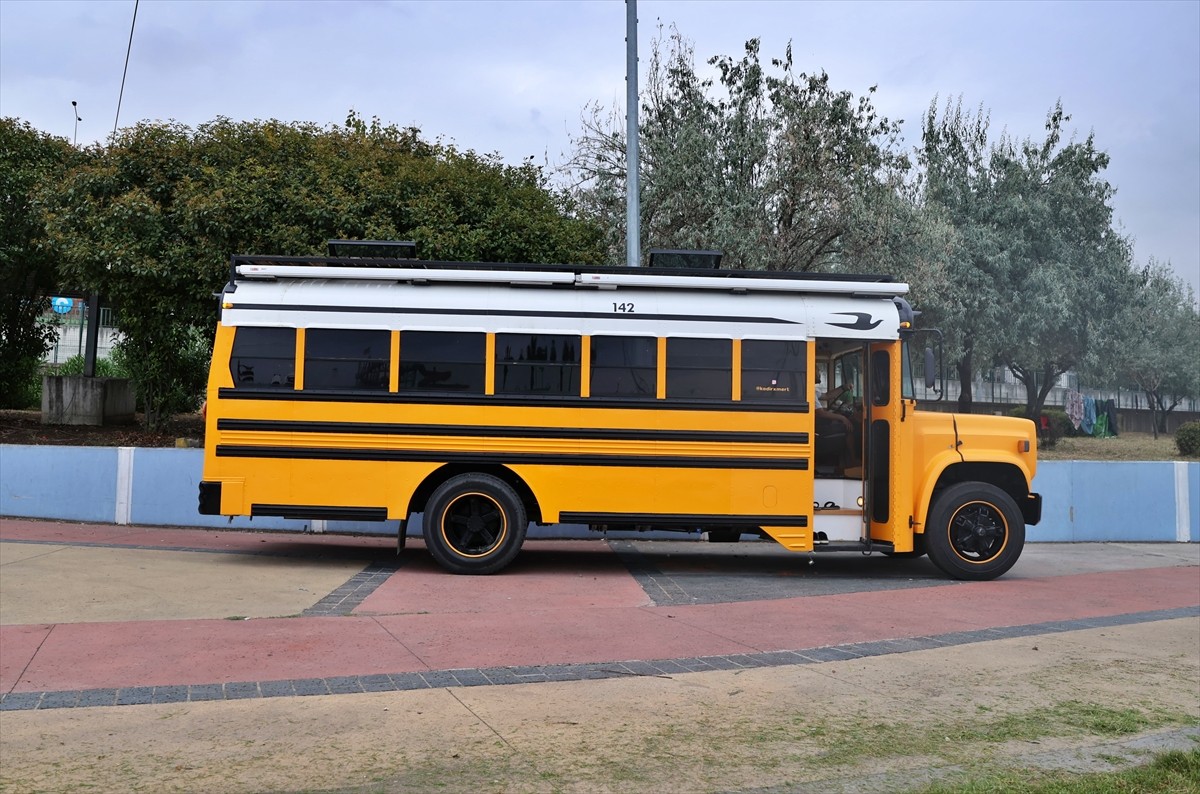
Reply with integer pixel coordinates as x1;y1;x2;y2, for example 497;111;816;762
221;255;913;341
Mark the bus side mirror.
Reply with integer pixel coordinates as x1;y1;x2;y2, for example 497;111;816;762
924;347;936;390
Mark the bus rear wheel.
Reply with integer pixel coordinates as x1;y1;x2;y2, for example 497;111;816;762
423;473;527;575
926;482;1024;581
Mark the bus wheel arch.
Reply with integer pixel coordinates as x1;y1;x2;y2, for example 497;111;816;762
409;464;541;526
421;472;528;575
925;481;1024;581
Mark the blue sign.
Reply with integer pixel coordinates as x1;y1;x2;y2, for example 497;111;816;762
51;297;74;314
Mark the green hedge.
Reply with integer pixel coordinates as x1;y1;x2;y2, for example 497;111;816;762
1176;421;1200;457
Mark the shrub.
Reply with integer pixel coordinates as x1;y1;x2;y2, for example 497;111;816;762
0;357;44;409
1009;406;1074;448
53;354;126;379
1176;421;1200;457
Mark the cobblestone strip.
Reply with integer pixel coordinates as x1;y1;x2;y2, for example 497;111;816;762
3;605;1194;712
301;560;402;617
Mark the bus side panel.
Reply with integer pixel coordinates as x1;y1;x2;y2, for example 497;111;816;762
515;465;813;526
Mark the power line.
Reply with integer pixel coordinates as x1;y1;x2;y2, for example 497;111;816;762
112;0;139;144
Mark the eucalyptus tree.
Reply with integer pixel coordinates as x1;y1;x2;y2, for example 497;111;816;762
564;29;915;273
917;98;1007;412
988;104;1135;422
1110;260;1200;436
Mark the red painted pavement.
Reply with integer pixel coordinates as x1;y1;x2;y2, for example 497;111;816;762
2;519;1198;695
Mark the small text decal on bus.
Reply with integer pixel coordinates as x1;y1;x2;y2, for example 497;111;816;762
613;303;635;313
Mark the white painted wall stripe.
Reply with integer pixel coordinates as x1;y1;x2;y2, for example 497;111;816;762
1176;461;1192;543
115;447;135;525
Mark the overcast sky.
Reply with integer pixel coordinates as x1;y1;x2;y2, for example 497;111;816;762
2;0;1197;293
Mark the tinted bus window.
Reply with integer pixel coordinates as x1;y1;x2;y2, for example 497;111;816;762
741;340;806;403
667;338;732;400
304;329;390;391
230;327;295;388
590;336;656;398
496;333;581;396
400;331;485;393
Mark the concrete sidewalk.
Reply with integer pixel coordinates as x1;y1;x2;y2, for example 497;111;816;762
1;517;1197;793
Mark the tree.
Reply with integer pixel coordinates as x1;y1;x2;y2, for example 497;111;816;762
1110;260;1200;436
988;104;1135;423
38;116;603;429
917;98;1006;412
0;119;83;407
564;29;915;273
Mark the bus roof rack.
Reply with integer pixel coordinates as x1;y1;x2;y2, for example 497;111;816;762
227;254;905;296
326;239;417;259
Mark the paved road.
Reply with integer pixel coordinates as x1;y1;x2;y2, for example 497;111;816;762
1;518;1197;793
2;518;1196;707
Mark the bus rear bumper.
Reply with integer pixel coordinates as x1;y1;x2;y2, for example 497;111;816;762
198;481;222;515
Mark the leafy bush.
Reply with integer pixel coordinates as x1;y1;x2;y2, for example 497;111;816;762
111;327;210;426
53;354;126;379
1;357;44;409
1009;407;1074;448
1176;421;1200;457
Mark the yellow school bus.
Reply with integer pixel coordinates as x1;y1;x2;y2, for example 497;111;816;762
198;251;1041;580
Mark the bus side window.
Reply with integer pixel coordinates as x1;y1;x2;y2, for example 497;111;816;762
741;340;806;403
590;336;657;398
304;328;390;391
399;331;485;393
229;326;295;388
666;338;732;400
495;333;581;396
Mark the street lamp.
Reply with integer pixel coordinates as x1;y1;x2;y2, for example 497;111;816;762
71;101;81;146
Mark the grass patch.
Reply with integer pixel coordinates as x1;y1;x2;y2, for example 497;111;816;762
769;700;1193;768
1040;431;1198;462
921;747;1200;793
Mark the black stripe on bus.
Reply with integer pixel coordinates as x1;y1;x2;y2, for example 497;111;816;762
216;387;812;414
224;303;799;326
217;418;809;446
215;445;809;471
251;504;389;521
560;512;808;528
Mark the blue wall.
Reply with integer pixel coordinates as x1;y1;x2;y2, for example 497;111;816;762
2;444;1196;542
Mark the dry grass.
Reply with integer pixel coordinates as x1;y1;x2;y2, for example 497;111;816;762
1040;431;1198;462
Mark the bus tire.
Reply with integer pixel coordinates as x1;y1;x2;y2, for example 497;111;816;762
423;473;527;575
926;482;1024;581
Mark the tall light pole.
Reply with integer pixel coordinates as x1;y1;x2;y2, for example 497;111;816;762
625;0;640;267
71;100;81;146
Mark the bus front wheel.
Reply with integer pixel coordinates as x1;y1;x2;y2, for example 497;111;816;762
926;482;1024;581
423;473;527;575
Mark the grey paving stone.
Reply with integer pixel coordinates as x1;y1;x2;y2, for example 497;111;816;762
291;679;330;696
796;646;859;663
188;684;225;702
326;676;364;694
449;669;490;687
152;686;189;704
116;687;154;706
78;689;119;707
0;693;42;711
224;682;261;700
387;673;429;691
259;680;296;698
360;674;396;692
420;671;461;688
39;691;80;709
